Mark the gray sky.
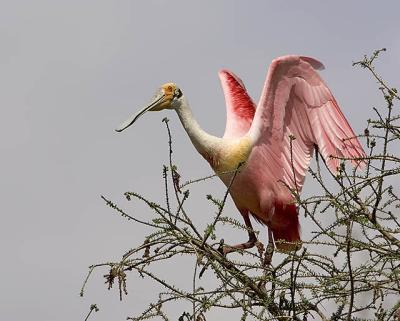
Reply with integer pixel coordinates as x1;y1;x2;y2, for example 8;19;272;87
1;1;399;320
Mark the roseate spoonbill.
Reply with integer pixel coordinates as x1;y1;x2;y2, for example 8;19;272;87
116;55;366;252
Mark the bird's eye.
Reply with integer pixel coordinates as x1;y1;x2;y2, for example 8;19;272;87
174;88;182;98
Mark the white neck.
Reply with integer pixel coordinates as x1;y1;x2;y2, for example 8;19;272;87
174;96;222;156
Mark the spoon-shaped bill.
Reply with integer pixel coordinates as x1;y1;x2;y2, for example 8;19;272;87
115;94;166;132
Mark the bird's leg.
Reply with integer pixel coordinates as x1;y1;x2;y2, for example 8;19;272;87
263;228;275;266
223;211;257;255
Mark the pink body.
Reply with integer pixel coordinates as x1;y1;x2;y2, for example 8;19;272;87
215;56;366;249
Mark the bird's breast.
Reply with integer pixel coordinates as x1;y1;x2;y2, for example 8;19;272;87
212;136;253;173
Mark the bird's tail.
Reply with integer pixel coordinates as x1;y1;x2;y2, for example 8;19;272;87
270;202;301;251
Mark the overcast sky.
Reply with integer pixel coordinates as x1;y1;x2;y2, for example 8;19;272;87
1;1;399;321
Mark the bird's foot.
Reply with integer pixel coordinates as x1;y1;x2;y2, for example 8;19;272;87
222;238;257;255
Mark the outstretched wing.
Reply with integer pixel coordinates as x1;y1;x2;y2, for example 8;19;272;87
218;69;256;139
248;55;366;191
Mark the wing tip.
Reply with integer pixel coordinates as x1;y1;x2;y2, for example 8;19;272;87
270;55;325;71
219;68;246;89
218;69;231;77
329;145;367;174
300;56;325;70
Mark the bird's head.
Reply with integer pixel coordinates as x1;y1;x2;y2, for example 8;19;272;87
115;82;183;132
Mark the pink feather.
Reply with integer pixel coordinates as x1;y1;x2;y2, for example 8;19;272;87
220;55;366;250
219;69;255;139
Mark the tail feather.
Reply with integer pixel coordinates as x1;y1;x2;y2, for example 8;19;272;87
270;202;301;251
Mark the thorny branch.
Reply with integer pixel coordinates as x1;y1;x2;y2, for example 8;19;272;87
81;50;400;321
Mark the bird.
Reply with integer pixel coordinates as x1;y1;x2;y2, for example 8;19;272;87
116;55;366;253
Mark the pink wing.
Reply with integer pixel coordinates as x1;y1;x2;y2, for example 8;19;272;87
248;55;366;192
218;69;256;139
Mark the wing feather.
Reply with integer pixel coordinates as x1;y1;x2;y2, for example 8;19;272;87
248;55;366;192
218;70;256;139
